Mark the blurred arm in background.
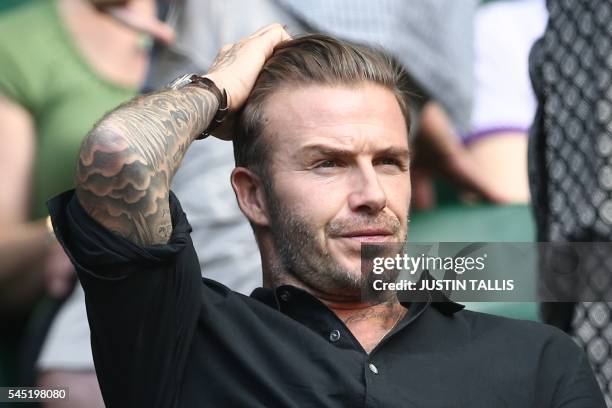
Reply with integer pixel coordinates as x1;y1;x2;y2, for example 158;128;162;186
0;0;175;311
0;95;65;311
462;0;548;204
411;101;510;209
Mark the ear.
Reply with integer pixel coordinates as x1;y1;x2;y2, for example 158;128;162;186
231;167;271;226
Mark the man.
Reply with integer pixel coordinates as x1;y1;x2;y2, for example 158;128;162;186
49;25;604;407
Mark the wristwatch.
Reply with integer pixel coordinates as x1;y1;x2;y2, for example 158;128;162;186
167;73;229;140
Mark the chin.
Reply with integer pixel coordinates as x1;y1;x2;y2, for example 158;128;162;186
333;256;361;277
335;263;365;288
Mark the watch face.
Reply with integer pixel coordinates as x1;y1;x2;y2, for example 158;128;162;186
168;74;195;90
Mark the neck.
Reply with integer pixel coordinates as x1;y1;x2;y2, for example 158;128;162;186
263;255;407;353
321;289;407;354
57;0;150;88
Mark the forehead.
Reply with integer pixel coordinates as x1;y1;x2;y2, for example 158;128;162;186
261;83;409;155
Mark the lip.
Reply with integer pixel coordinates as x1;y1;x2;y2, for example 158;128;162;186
340;229;394;238
336;231;395;249
341;235;394;243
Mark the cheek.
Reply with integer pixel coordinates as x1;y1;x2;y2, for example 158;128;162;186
382;176;411;230
273;173;347;231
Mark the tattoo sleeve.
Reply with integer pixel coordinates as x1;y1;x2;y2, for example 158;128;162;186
75;86;219;245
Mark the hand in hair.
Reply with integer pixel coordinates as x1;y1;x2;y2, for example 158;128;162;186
205;24;292;140
75;24;290;245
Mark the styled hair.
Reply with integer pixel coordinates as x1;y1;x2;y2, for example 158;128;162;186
233;34;415;174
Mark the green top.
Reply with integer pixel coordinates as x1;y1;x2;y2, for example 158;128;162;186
0;0;137;218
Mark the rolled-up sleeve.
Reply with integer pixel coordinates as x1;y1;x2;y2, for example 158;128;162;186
47;190;202;408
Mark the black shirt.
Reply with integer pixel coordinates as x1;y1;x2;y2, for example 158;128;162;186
48;190;605;408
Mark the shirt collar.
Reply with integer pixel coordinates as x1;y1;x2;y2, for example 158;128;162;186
251;285;464;352
250;285;464;317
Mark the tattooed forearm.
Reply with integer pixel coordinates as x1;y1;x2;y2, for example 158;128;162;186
75;86;218;245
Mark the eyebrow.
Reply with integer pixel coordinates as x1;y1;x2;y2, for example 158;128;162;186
376;146;411;159
298;145;410;159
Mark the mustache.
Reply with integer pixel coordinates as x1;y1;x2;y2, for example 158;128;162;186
326;213;402;237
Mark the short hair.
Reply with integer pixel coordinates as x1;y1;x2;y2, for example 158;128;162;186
233;34;415;175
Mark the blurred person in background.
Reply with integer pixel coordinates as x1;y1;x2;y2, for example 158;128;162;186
464;0;548;203
0;0;172;405
529;0;612;405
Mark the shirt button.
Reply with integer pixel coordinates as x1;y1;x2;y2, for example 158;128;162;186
279;290;290;302
368;363;379;375
329;329;341;342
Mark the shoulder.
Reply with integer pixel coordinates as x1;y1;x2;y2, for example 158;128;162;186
0;1;62;106
454;308;584;362
450;309;594;386
438;308;604;405
457;308;571;341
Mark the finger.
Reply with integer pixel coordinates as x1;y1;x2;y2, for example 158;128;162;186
106;6;176;44
251;23;292;42
278;25;292;41
281;32;292;41
265;23;292;41
251;25;292;56
249;23;283;39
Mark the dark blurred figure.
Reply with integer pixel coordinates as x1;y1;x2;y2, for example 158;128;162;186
530;0;612;405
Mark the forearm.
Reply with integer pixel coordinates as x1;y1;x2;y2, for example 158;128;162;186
76;86;218;245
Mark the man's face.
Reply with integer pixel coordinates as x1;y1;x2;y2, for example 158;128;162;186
261;83;411;296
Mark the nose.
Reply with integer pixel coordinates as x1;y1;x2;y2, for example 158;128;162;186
347;164;387;214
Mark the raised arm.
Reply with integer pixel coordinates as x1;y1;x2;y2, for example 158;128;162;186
75;24;291;245
75;86;217;245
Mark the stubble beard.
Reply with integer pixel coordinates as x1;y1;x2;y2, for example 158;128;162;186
264;184;405;299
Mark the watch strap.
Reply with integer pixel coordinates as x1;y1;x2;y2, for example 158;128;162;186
168;74;229;140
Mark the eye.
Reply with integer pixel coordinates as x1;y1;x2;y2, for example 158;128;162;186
378;157;401;166
375;156;408;171
381;158;399;165
316;159;339;168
